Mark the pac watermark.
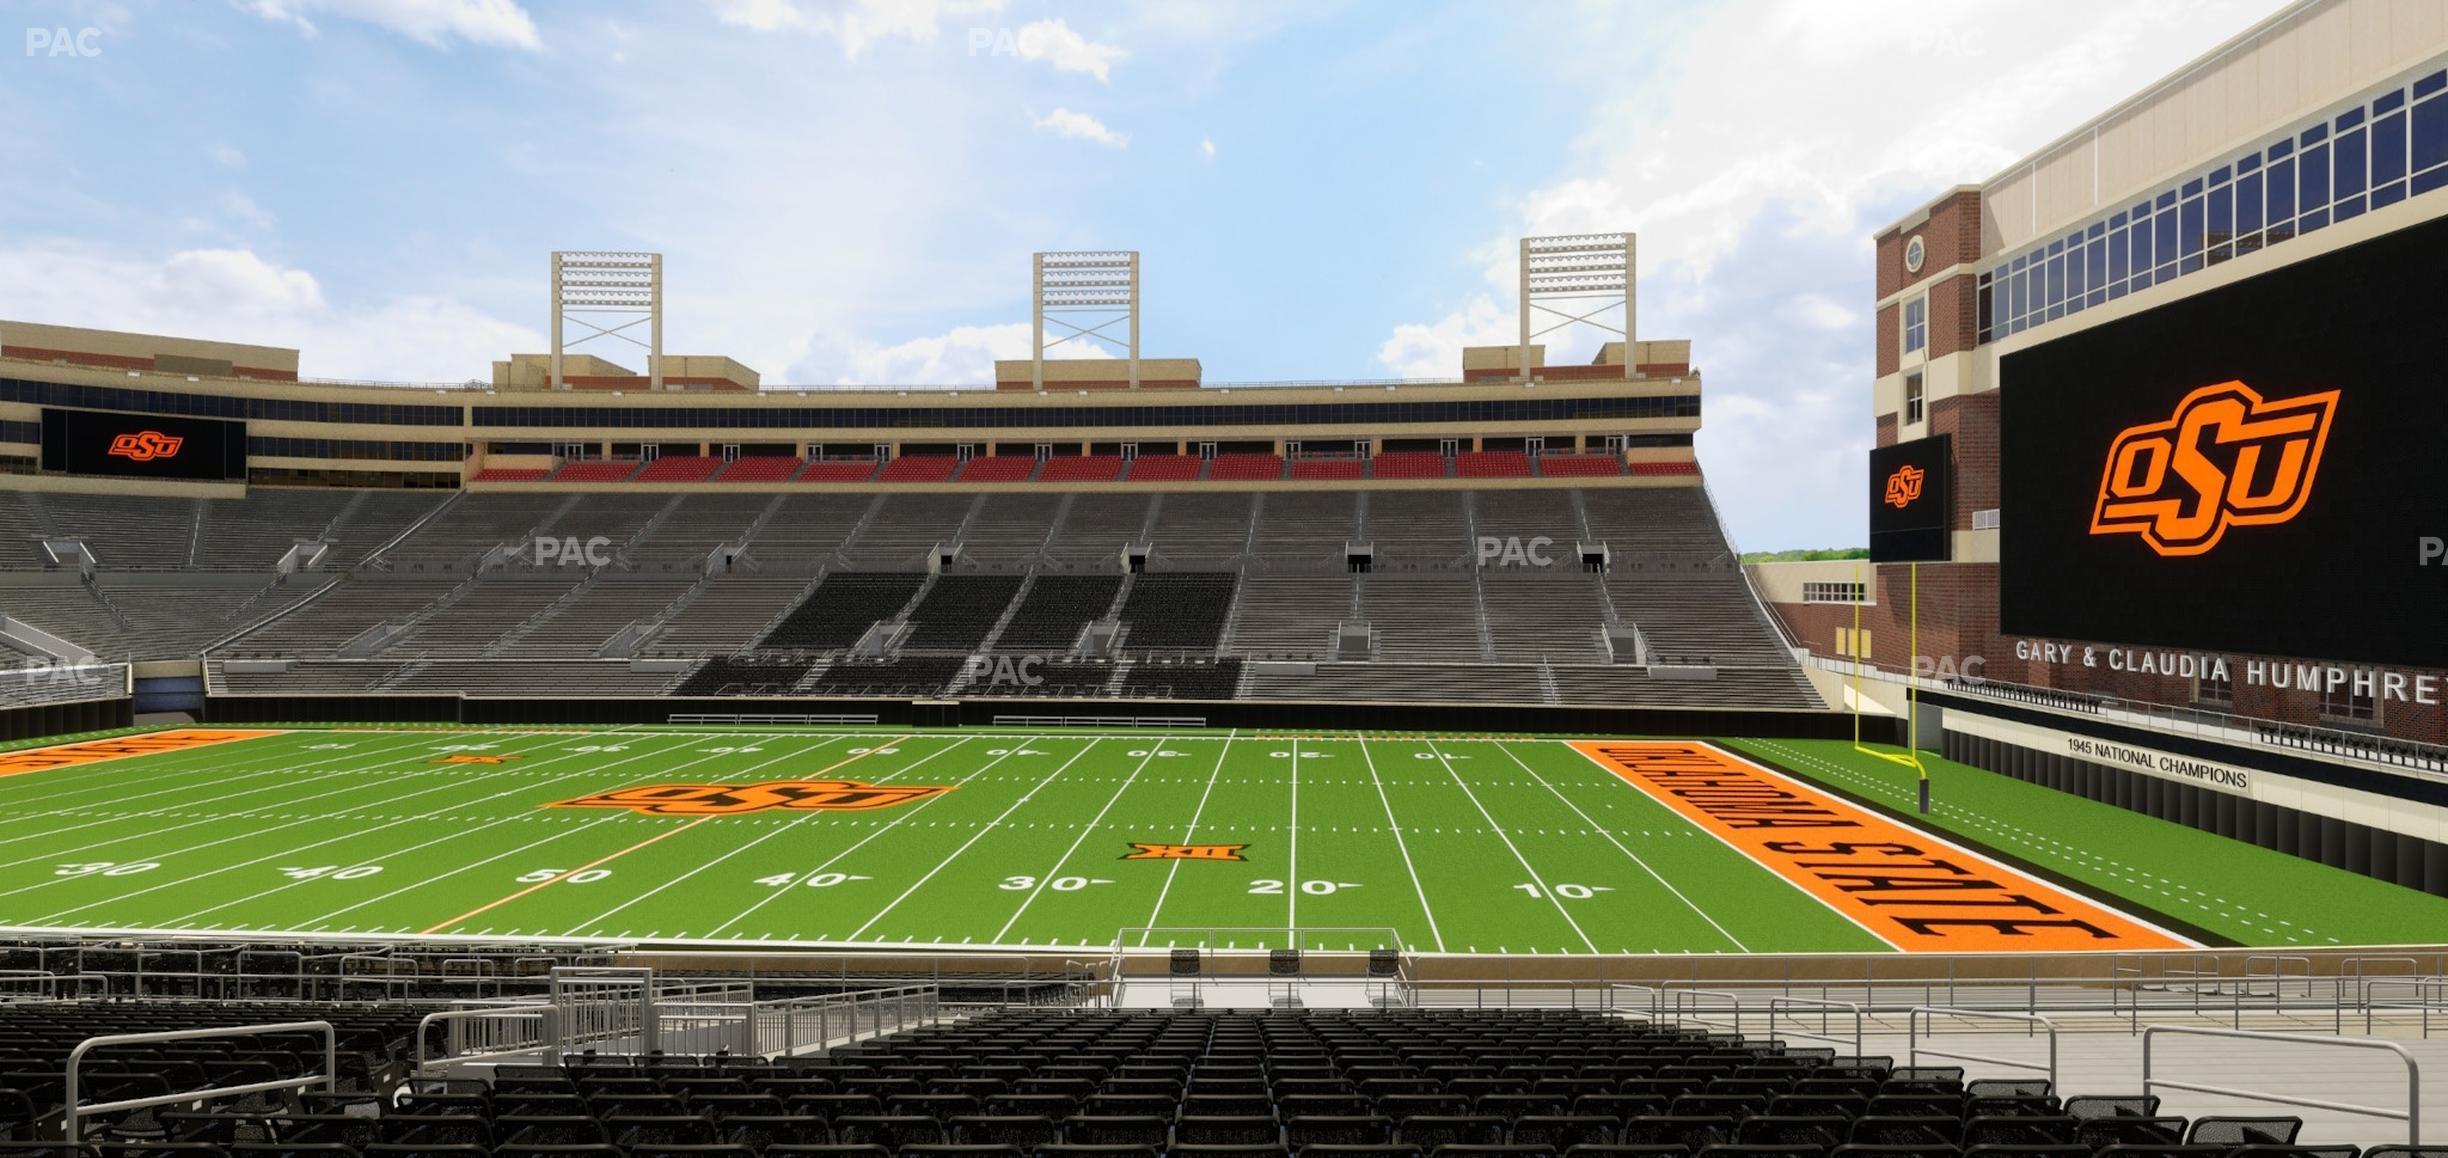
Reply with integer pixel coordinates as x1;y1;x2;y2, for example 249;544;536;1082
1475;535;1557;569
0;657;114;693
1912;653;1987;685
25;26;103;57
965;653;1046;689
519;534;614;567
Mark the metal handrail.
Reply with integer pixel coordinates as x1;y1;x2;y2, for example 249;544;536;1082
2142;1025;2421;1143
1766;995;1865;1057
1907;1007;2060;1089
66;1020;337;1140
2364;977;2448;1038
415;1003;557;1071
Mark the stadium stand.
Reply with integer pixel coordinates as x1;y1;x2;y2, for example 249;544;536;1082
634;454;725;483
992;574;1123;652
1119;654;1244;698
1116;572;1237;653
715;454;805;483
0;468;1808;707
554;459;643;482
878;455;961;483
675;656;816;696
1290;455;1367;480
1208;452;1287;480
1126;454;1204;482
1454;449;1533;478
472;466;550;481
1370;451;1450;479
806;655;967;696
799;458;882;483
901;574;1026;651
958;455;1039;483
1537;452;1626;477
1039;454;1126;483
755;572;928;651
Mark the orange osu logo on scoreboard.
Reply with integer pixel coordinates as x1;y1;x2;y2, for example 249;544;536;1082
107;431;185;462
552;779;948;816
2090;381;2338;557
1883;464;1925;508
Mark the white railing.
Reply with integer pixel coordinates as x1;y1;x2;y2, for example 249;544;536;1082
66;1020;336;1140
416;1003;558;1071
1908;1007;2060;1089
2142;1026;2422;1143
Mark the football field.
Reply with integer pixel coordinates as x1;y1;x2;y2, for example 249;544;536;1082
0;724;2434;954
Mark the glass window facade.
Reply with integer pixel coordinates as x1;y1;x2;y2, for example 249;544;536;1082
1902;297;1927;353
0;377;461;425
1977;66;2448;344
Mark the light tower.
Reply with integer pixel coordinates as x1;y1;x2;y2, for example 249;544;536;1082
551;251;662;390
1518;233;1637;380
1031;250;1139;390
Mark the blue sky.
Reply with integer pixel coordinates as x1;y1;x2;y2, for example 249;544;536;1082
1;0;2276;548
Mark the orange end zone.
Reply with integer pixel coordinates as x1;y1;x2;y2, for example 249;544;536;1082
0;728;283;778
1571;740;2191;953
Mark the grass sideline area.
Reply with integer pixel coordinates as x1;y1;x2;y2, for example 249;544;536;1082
1725;737;2448;948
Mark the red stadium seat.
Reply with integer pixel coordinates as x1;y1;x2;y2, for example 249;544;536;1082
1125;455;1203;481
554;460;642;482
715;456;805;482
1039;455;1126;482
798;458;881;482
472;467;550;482
958;456;1039;482
634;455;725;482
1369;451;1449;479
1535;453;1625;477
1288;457;1365;480
1453;451;1531;478
877;455;961;482
1628;460;1701;476
1206;453;1285;480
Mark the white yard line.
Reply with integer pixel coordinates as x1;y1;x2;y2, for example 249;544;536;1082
1498;739;1748;951
1422;737;1599;954
1135;732;1237;947
705;736;1049;940
845;738;1099;943
991;744;1164;943
20;731;712;921
1355;735;1444;953
189;733;862;929
0;729;486;865
564;735;970;937
0;730;459;847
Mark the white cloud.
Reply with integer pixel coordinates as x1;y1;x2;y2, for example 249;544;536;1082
712;0;1005;57
210;144;248;170
1010;18;1126;82
242;0;543;50
0;242;537;382
219;191;277;231
1376;0;2277;549
1374;295;1511;380
1033;107;1128;148
788;321;1113;387
1199;137;1216;160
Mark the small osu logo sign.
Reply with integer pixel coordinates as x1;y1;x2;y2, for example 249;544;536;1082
107;431;184;462
2090;381;2338;557
1883;464;1925;509
1124;842;1247;861
551;780;949;816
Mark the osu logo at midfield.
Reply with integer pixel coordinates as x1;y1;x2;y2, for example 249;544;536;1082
1883;464;1925;509
107;431;185;462
2091;381;2339;557
554;780;949;816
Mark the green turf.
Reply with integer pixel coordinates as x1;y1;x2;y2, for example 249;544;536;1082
1724;737;2448;948
0;724;2423;953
